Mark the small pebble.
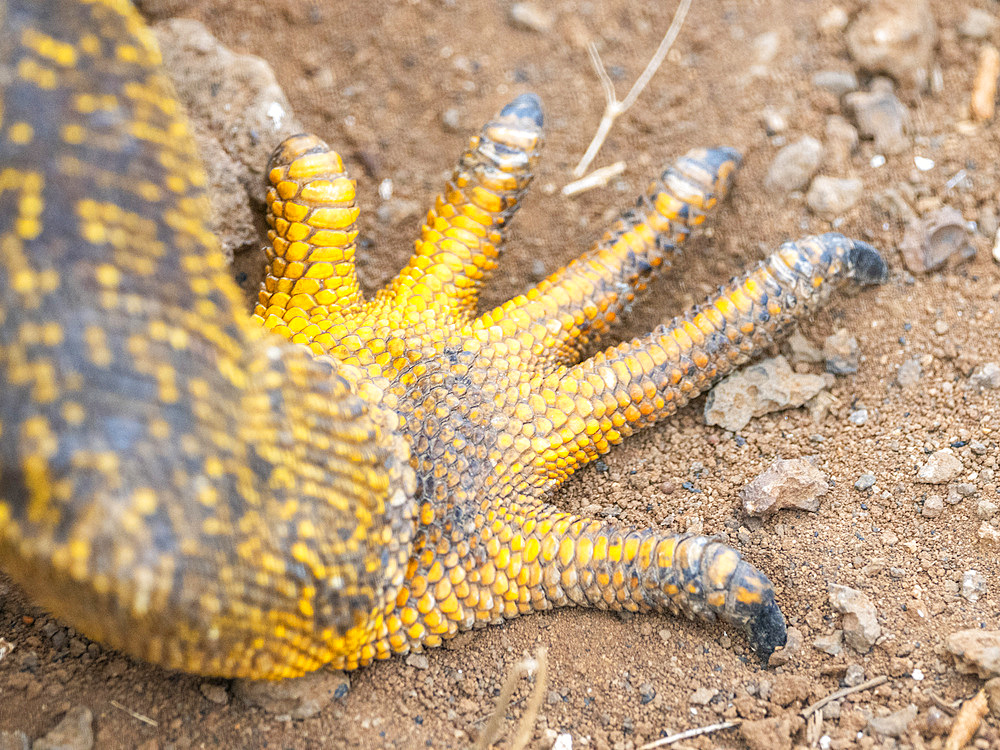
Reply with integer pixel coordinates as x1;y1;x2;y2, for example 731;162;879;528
828;583;881;652
961;570;987;601
844;663;865;687
844;79;910;154
806;176;863;219
916;449;963;484
406;653;430;670
768;627;803;667
868;704;918;738
813;631;844;656
921;494;944;518
959;8;999;39
508;3;554;33
896;358;921;387
978;499;998;518
811;70;859;97
818;6;849;36
740;459;829;516
689;686;718;705
946;629;1000;678
764;136;824;194
970;362;1000;390
638;682;656;705
824;328;860;374
855;473;876;491
971;44;1000;122
846;0;937;88
848;408;868;426
200;682;229;705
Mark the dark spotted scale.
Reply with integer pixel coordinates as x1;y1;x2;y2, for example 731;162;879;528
0;0;887;678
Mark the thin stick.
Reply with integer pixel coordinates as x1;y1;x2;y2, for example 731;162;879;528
473;649;545;750
110;700;158;727
928;692;960;716
637;720;740;750
561;161;627;196
571;0;693;178
801;675;888;719
510;648;548;750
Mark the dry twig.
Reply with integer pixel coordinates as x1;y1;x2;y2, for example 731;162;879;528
571;0;692;178
801;675;888;719
561;161;626;196
474;648;548;750
944;689;988;750
110;699;158;727
637;720;740;750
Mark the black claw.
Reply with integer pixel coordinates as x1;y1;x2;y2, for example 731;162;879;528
848;239;889;285
747;598;787;666
500;93;544;128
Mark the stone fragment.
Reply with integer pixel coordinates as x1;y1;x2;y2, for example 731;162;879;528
970;362;1000;391
509;3;554;33
846;0;938;88
741;459;828;517
812;70;859;97
200;682;229;705
768;627;802;667
854;473;876;491
806;176;863;219
845;79;910;154
916;449;963;484
405;653;430;670
959;8;999;39
233;670;350;719
899;207;975;274
868;704;918;737
980;521;1000;543
824;114;859;169
844;663;865;686
764;137;824;194
961;570;987;601
946;629;1000;678
921;494;944;518
823;329;859;374
828;584;881;651
787;331;823;364
154;19;304;261
739;715;805;750
704;356;827;432
896;358;921;387
32;707;93;750
769;673;811;706
813;631;844;656
689;686;718;705
978;500;999;518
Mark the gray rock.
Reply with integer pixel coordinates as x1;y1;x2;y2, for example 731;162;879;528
740;459;829;516
958;8;999;39
844;663;865;687
846;0;938;88
813;631;844;656
900;207;975;274
946;629;1000;678
638;682;656;705
828;583;881;652
970;362;1000;391
855;473;876;491
806;176;864;218
844;79;910;154
921;494;944;518
200;682;229;705
848;408;868;426
978;499;999;518
896;358;921;387
961;570;987;601
812;70;859;97
154;19;304;261
916;449;963;484
765;136;824;194
32;707;93;750
704;356;828;432
868;704;918;737
823;328;860;374
509;3;555;33
232;669;350;719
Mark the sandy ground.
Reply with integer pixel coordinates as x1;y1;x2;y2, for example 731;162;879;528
1;1;999;748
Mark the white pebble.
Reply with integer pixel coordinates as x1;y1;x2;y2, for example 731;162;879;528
912;668;924;680
914;156;934;171
870;154;886;168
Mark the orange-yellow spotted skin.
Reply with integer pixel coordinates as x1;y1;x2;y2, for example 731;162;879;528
0;0;888;679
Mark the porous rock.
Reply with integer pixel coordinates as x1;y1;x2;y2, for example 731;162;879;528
741;459;828;516
828;583;881;651
916;449;963;484
946;629;1000;679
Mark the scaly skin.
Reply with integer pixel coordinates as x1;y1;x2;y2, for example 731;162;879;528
0;0;888;679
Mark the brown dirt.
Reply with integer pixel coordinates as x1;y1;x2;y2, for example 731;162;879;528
2;1;999;748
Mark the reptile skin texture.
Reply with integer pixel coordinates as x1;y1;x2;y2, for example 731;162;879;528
0;0;889;679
